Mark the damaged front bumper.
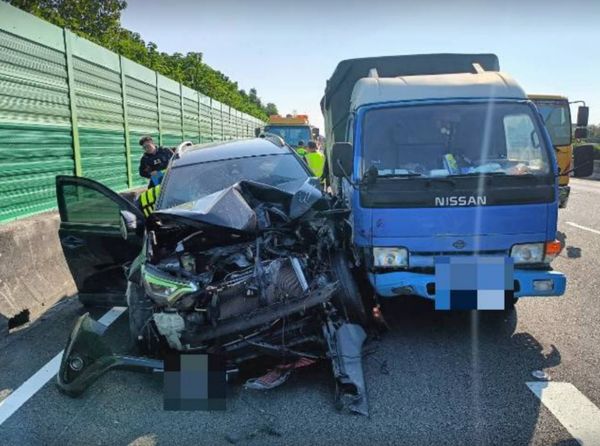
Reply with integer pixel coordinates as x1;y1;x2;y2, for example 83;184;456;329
57;284;369;415
57;313;163;397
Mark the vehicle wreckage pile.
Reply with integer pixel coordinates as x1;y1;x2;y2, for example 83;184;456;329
58;180;370;415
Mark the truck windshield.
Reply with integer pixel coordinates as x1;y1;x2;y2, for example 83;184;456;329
533;100;571;146
361;102;551;179
264;125;311;147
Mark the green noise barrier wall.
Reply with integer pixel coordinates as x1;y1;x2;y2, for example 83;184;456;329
0;3;265;223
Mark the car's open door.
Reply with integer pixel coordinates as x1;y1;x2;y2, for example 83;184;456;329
56;176;144;307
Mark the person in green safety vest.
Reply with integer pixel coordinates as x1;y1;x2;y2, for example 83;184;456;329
296;140;308;157
304;141;325;179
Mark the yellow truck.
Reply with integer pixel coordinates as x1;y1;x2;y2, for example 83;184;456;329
529;94;589;208
256;114;319;149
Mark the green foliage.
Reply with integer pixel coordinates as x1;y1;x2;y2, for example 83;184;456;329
9;0;273;120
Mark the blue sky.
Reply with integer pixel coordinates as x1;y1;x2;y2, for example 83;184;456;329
121;0;600;130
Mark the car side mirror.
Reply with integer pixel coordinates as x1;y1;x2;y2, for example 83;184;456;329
331;142;354;178
572;144;595;178
576;106;589;127
574;127;588;139
255;127;262;137
312;127;320;138
120;210;140;240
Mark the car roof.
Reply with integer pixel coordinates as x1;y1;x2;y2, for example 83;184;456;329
171;137;294;167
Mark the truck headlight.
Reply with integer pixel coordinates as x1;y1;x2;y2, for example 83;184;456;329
373;247;408;268
141;264;198;305
510;243;544;264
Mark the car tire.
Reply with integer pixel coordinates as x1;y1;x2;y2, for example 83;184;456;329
331;252;369;326
126;281;153;352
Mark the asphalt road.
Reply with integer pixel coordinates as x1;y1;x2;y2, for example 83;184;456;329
1;178;600;446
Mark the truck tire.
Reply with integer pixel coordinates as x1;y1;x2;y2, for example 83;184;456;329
331;252;369;326
505;296;518;312
126;281;153;353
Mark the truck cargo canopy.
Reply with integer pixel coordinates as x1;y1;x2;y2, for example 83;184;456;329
321;53;500;143
351;71;525;110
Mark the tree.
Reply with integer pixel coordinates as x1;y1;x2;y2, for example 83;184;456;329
265;103;278;116
9;0;126;45
8;0;277;120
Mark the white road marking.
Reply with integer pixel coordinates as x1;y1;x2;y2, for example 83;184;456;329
97;306;127;326
0;306;126;426
527;382;600;445
567;222;600;236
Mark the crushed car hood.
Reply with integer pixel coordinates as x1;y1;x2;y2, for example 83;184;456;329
149;179;327;234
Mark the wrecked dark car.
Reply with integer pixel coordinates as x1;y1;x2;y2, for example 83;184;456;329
55;137;370;415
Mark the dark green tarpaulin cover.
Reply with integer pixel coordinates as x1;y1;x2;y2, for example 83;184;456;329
321;53;500;143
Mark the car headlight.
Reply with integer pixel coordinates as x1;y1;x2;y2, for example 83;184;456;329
141;264;198;305
373;247;408;268
510;243;544;264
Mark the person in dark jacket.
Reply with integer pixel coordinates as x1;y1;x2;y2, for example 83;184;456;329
138;136;173;186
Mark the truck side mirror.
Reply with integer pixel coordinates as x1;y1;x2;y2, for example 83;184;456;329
312;127;320;138
574;127;588;139
572;144;595;178
331;142;354;178
254;127;262;137
576;106;589;127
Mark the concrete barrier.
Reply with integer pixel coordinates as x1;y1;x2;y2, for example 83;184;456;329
0;189;143;336
0;211;76;336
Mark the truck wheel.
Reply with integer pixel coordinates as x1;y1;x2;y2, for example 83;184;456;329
505;296;518;312
331;252;369;326
126;281;153;353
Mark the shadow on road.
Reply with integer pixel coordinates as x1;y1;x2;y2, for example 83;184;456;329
3;294;571;445
557;230;582;259
105;298;566;445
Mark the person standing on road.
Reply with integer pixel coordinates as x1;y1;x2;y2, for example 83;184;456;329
138;136;173;187
305;141;326;180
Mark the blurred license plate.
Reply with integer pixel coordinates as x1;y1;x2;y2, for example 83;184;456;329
434;257;514;310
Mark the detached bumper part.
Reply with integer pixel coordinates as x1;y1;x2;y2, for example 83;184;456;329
57;313;163;397
324;322;369;416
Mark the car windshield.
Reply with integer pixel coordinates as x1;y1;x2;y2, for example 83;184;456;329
158;154;309;209
264;125;311;147
534;100;571;146
361;102;551;179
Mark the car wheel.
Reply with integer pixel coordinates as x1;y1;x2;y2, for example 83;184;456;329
126;281;153;352
331;252;369;326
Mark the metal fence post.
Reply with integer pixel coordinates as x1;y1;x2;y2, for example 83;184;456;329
63;29;82;177
179;82;185;141
221;103;225;140
209;98;214;141
155;72;162;146
197;92;202;143
119;56;133;188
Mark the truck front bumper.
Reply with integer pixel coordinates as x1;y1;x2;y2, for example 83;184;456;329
369;269;566;300
559;185;571;209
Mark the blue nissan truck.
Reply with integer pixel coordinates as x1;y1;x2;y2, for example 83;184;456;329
321;54;589;311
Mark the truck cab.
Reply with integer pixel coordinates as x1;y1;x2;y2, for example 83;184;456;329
322;54;566;309
260;114;319;149
528;94;590;208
